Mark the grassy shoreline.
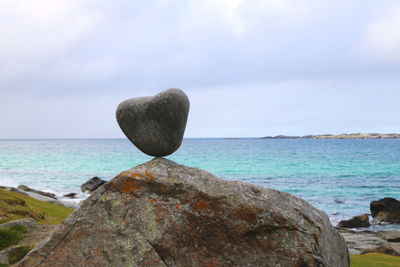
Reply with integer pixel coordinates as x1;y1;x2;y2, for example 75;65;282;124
0;188;73;225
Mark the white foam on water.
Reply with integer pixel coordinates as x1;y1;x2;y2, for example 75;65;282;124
0;178;18;188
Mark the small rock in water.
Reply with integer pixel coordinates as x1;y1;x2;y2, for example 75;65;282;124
116;88;190;157
63;193;78;198
80;177;106;193
334;198;345;204
337;214;370;228
370;197;400;223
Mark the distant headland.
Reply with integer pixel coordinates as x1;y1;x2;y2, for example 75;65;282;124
262;133;400;139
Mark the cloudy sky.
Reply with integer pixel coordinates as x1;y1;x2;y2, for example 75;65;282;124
1;0;399;138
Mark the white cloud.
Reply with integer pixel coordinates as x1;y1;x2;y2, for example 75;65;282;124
0;1;400;137
362;3;400;61
0;1;98;58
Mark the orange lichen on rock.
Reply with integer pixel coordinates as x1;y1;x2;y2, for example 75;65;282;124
150;198;157;204
145;170;156;180
120;180;142;194
194;201;206;210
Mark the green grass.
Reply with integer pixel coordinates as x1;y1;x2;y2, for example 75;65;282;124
8;245;32;264
0;188;73;224
0;225;28;250
351;253;400;267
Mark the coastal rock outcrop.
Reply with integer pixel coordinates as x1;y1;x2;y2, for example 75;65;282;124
80;176;106;193
17;185;56;199
116;88;190;157
18;158;349;266
370;198;400;223
338;228;400;256
337;214;370;228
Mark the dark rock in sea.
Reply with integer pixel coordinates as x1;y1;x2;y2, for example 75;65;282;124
80;177;106;193
17;185;56;199
116;88;190;157
335;198;345;204
337;214;370;228
18;158;349;267
370;198;400;223
63;193;77;198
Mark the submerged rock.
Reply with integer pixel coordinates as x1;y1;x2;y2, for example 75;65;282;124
337;214;370;228
370;198;400;223
18;158;349;266
116;88;190;157
80;177;106;193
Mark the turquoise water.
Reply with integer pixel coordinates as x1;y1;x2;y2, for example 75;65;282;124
1;138;400;228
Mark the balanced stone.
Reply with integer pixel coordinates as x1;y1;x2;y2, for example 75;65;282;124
116;88;190;157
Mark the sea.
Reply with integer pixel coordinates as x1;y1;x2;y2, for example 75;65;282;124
1;138;400;230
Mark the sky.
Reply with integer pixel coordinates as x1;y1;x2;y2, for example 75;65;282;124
0;0;400;138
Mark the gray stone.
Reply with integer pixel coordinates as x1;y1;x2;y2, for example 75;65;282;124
17;158;349;267
116;88;190;157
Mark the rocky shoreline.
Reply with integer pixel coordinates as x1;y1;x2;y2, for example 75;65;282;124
262;133;400;139
337;228;400;255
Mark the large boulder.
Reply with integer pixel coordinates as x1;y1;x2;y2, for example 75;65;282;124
370;198;400;223
18;158;349;266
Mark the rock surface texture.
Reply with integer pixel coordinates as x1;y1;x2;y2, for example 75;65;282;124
370;198;400;223
17;158;349;267
116;88;190;157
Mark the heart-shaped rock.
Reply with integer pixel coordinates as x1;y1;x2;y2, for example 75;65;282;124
116;88;190;157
